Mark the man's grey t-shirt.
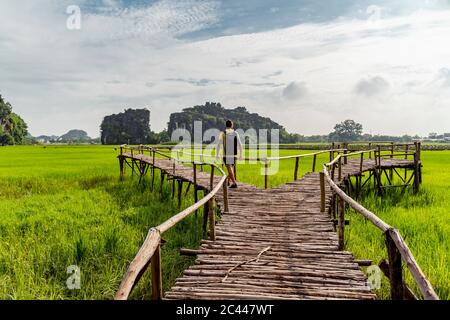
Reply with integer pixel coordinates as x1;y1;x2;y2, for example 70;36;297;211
219;129;241;165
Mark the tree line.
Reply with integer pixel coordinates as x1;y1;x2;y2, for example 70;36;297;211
0;95;28;146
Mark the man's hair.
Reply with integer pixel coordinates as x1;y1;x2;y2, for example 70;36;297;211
226;119;233;128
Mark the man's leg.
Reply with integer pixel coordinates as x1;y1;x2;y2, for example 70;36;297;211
226;165;237;185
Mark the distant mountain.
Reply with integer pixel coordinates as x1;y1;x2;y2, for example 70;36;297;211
35;135;59;143
59;129;90;142
100;108;150;145
33;130;95;144
167;102;300;143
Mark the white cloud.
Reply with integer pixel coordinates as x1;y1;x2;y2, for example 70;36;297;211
1;2;450;137
282;82;308;100
354;76;390;97
436;68;450;88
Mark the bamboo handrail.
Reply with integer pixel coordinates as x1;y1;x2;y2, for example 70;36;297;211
115;228;161;300
322;147;438;300
115;146;227;300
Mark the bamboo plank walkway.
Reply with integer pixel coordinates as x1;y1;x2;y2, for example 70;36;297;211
122;152;379;300
338;158;415;178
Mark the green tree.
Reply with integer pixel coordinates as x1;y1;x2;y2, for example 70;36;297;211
329;120;363;142
0;94;28;146
100;108;150;145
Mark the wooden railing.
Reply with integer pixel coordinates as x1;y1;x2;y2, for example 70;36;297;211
179;147;348;189
115;145;228;300
320;147;438;300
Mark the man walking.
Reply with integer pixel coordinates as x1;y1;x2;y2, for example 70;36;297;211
216;119;243;188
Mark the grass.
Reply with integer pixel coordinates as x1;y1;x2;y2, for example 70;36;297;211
0;145;449;300
0;145;204;300
344;151;450;300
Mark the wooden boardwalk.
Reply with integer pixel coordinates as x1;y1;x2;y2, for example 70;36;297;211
122;152;378;300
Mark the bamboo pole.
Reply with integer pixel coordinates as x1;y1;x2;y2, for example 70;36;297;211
338;157;342;181
320;172;325;213
223;182;229;213
264;161;269;189
119;156;124;180
294;157;299;181
115;228;161;300
210;164;215;191
208;199;216;241
388;228;439;300
151;243;163;300
177;180;183;208
413;143;420;194
312;154;317;172
338;196;345;250
323;165;390;232
385;229;404;300
343;143;348;165
193;164;198;214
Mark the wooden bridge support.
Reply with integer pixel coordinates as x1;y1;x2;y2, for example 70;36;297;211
151;242;163;300
385;228;404;300
320;172;325;212
119;156;125;180
208;199;216;241
177;180;183;208
338;196;345;250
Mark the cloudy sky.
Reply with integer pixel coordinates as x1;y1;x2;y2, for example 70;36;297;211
1;0;450;137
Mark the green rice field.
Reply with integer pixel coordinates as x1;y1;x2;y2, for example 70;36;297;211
0;145;448;299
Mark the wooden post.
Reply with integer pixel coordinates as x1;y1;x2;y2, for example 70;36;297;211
119;156;125;180
385;229;404;300
404;144;409;180
338;196;345;250
343;143;348;165
160;171;165;194
368;142;372;159
338;157;342;181
193;164;198;215
360;152;364;173
417;142;422;184
264;161;269;189
177;180;183;208
331;142;335;161
312;154;317;172
390;143;394;182
210;165;215;191
208;199;216;241
151;243;162;300
413;143;420;194
320;172;325;213
294;157;299;181
171;175;175;199
202;190;209;238
376;145;382;194
223;181;229;213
